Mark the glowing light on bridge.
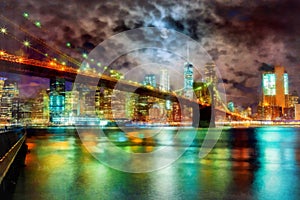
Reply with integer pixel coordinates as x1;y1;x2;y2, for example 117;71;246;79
34;21;41;28
23;12;29;18
0;27;7;34
66;42;71;48
82;53;88;59
1;13;82;67
23;40;30;47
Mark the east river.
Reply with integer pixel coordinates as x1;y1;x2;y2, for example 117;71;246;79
12;126;300;200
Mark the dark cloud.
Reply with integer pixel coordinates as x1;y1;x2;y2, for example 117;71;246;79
207;48;227;60
258;63;274;72
286;54;298;63
234;71;256;78
212;0;300;45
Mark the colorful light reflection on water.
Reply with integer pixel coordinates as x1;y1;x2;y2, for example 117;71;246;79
13;126;300;199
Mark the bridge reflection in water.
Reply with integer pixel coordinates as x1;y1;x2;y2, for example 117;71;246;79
13;127;300;199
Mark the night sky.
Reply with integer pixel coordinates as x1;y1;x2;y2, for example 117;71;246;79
1;0;300;108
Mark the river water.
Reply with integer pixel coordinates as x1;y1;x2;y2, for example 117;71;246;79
12;126;300;200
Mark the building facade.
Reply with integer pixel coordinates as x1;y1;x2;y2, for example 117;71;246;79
159;68;170;91
0;80;19;123
260;65;289;120
184;62;194;99
143;74;156;88
49;78;65;123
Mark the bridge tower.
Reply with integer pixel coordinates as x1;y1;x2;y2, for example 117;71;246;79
192;62;217;128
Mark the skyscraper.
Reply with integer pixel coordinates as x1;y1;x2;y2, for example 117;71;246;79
0;77;7;100
49;78;65;123
65;90;80;117
125;93;138;120
204;62;217;84
172;102;181;122
184;62;194;99
0;80;19;123
143;74;156;88
159;68;170;91
261;65;289;119
31;90;49;125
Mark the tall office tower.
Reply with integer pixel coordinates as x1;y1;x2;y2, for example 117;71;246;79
49;78;65;123
15;98;32;124
184;62;194;99
136;95;151;121
204;62;217;84
31;91;45;124
0;81;19;123
0;77;7;121
125;93;138;120
0;77;7;100
143;74;156;88
96;88;114;120
30;90;49;125
159;68;170;91
111;90;127;120
227;101;235;112
295;104;300;120
43;90;50;123
149;104;162;122
261;65;289;119
158;68;171;112
284;90;299;119
50;78;65;93
65;90;80;117
82;90;96;116
286;90;299;108
172;102;181;122
95;87;102;118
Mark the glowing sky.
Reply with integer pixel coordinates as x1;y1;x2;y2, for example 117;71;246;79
1;0;300;107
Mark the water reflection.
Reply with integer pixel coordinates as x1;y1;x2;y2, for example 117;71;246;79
252;127;300;199
13;127;300;199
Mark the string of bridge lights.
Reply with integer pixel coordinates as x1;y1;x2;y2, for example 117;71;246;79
0;13;105;70
0;25;46;56
0;12;124;81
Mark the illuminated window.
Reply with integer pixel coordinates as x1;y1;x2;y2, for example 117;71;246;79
263;74;276;95
284;73;288;95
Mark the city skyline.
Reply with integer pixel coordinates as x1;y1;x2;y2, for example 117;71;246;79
0;62;296;109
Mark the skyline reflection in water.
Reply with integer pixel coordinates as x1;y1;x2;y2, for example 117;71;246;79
13;126;300;199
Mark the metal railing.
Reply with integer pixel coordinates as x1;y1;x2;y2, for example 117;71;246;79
0;132;26;184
